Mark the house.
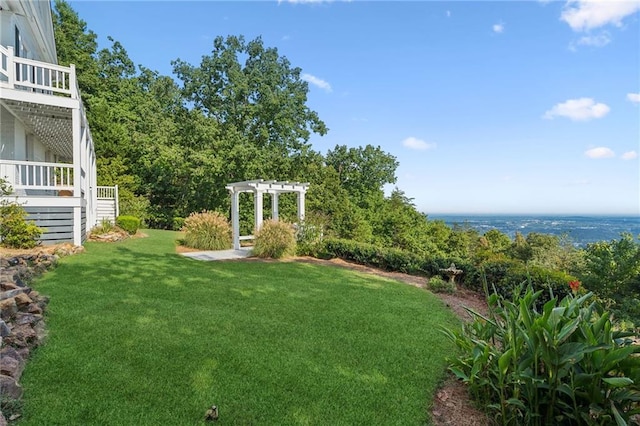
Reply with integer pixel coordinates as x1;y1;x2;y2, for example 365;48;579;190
0;0;114;245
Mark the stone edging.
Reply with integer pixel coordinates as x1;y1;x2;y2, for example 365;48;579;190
0;245;83;424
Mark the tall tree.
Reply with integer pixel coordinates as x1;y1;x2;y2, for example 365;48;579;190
172;35;327;183
325;144;398;208
52;0;100;99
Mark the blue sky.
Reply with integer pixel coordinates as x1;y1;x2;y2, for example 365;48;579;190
70;1;640;215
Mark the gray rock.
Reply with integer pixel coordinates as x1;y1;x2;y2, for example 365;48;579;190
0;298;17;320
0;356;23;381
0;410;7;426
0;289;27;301
0;374;23;399
0;320;9;337
14;313;43;326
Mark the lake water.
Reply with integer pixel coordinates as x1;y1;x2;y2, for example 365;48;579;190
427;215;640;247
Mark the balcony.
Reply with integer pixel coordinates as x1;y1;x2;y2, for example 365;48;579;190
0;45;77;99
0;159;75;196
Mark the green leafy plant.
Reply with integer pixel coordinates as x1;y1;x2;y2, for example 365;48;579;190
253;220;296;259
181;211;231;250
116;215;141;235
443;284;640;425
0;178;43;248
295;220;324;257
428;276;456;294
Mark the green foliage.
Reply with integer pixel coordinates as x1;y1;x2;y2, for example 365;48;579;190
294;219;324;257
325;144;398;207
0;180;42;249
428;276;456;294
116;215;141;235
253;220;297;259
181;211;231;251
444;287;640;425
172;217;185;231
465;259;577;307
321;238;470;276
91;218;115;236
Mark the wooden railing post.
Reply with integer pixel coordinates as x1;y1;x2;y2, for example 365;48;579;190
69;64;77;99
6;46;15;86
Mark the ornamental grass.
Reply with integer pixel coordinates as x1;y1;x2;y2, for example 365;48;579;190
252;219;296;259
182;210;232;250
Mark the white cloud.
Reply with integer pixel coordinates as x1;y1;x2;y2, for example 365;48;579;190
627;93;640;104
622;151;638;160
543;97;610;121
446;10;451;17
493;23;505;33
301;73;332;92
402;137;436;151
576;31;612;47
561;0;640;32
585;147;615;159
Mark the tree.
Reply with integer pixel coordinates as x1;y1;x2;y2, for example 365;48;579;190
325;144;398;208
172;35;327;179
52;0;100;99
581;233;640;301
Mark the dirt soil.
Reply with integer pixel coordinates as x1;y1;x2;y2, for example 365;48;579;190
294;256;490;426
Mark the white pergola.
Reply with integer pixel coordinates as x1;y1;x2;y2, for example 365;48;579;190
225;180;310;250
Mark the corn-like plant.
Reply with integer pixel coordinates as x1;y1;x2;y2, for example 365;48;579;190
181;211;232;251
253;220;296;259
443;284;640;426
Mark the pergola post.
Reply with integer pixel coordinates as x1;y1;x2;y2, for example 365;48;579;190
271;192;279;221
230;189;240;250
297;190;306;222
254;190;263;233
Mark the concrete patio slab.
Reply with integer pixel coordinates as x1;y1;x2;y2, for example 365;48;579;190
180;247;252;261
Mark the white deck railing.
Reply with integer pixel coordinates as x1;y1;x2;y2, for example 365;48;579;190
97;185;118;199
0;160;74;191
0;45;77;98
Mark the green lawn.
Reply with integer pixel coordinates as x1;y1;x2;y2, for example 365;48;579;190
18;230;459;425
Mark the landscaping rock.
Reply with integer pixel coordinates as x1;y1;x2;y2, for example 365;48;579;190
0;320;9;337
0;288;27;301
0;355;23;381
14;292;33;309
6;324;37;348
27;303;42;315
0;298;17;320
0;282;18;291
0;375;23;399
14;313;42;326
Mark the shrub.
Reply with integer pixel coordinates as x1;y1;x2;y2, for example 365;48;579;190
295;220;324;257
465;259;577;308
321;238;472;277
428;276;456;294
253;220;296;259
182;211;231;251
443;286;640;425
116;215;141;235
0;179;42;249
91;218;115;236
172;217;185;231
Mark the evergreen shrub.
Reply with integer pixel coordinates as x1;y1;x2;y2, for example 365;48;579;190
465;259;578;308
322;238;468;276
253;220;296;259
116;215;141;235
428;276;456;294
181;211;231;251
0;179;42;248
